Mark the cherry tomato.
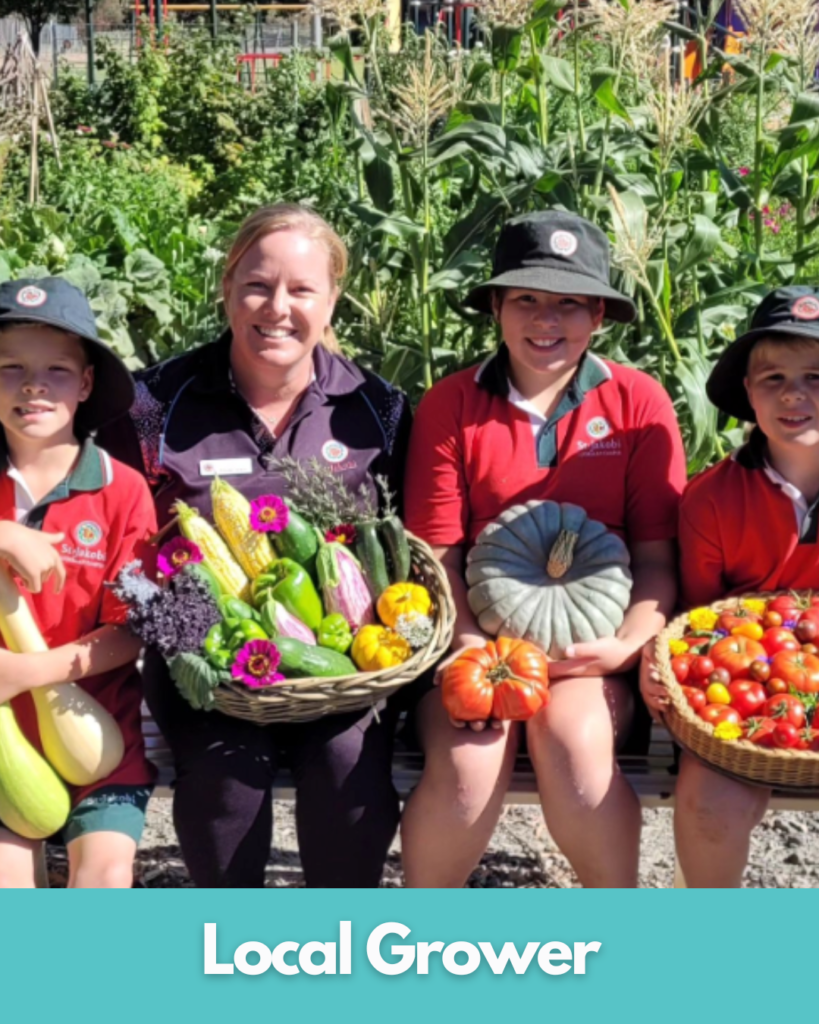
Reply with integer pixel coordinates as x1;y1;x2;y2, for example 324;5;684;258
700;704;741;726
797;608;819;627
681;686;707;712
795;728;819;751
748;659;771;684
773;721;800;749
690;655;715;681
802;644;819;656
727;680;767;719
761;628;800;657
671;654;695;684
743;716;776;746
762;610;783;629
796;619;818;643
766;677;789;696
731;622;764;641
705;682;731;706
763;694;807;729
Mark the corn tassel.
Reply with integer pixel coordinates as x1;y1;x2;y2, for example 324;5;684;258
174;500;251;600
211;478;275;580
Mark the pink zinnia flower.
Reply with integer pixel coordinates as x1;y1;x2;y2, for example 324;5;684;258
325;523;358;546
249;494;289;533
76;125;93;134
231;640;284;688
737;166;750;177
157;537;203;576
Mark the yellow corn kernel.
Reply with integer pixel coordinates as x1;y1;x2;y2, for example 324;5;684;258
210;478;275;580
174;500;250;600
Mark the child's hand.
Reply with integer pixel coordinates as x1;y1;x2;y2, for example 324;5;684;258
0;648;27;703
548;635;643;680
0;521;66;594
639;643;669;722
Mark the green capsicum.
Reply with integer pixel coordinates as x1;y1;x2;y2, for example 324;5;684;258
252;558;324;633
227;618;270;652
204;623;232;671
317;613;353;655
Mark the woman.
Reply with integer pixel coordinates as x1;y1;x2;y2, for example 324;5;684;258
401;210;686;888
100;204;411;888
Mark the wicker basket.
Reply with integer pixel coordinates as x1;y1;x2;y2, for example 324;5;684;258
211;532;456;724
655;593;819;790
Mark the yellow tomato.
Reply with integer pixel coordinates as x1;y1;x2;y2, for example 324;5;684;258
705;682;731;706
731;622;764;641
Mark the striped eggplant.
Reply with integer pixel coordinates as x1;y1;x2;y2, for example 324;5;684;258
260;597;317;646
316;542;375;631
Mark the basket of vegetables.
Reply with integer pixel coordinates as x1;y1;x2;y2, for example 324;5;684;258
113;460;455;725
655;593;819;789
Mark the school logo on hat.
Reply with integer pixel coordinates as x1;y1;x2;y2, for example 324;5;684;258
74;521;103;548
322;439;349;464
15;285;47;308
791;295;819;321
550;230;578;257
586;417;611;440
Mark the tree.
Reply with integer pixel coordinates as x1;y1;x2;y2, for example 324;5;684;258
0;0;84;56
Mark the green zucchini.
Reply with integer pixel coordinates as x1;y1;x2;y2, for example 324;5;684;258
355;521;390;599
272;508;319;579
274;637;356;678
380;515;411;583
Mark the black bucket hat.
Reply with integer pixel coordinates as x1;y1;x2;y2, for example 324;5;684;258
0;277;135;431
464;210;637;323
707;286;819;422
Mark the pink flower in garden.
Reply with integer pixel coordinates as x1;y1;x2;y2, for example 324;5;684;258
101;140;116;148
778;204;791;218
764;217;776;227
231;640;285;688
76;125;93;134
157;537;203;577
770;223;781;234
737;167;751;177
762;205;771;215
249;495;289;533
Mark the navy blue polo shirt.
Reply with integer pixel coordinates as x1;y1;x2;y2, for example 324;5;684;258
97;333;412;529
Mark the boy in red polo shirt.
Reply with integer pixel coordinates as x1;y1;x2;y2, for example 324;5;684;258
0;277;156;888
402;211;686;888
642;286;819;887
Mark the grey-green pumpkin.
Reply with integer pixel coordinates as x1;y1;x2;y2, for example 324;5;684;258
465;500;633;657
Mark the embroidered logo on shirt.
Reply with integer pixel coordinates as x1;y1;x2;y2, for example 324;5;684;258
74;521;103;547
15;285;47;308
586;417;611;440
791;295;819;321
322;439;349;464
550;231;578;257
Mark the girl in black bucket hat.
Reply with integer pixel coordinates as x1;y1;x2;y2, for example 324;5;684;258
401;209;687;888
641;285;819;887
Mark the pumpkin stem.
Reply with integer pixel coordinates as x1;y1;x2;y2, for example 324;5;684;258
546;529;579;579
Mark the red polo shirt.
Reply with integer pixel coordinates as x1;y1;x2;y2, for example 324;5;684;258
0;439;158;803
404;349;686;550
680;429;819;608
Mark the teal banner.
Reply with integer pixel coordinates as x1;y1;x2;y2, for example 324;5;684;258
0;890;809;1021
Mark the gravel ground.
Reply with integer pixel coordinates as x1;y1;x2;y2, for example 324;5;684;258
46;799;819;887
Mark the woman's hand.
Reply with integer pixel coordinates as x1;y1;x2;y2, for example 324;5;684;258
0;522;66;594
638;643;670;722
547;634;645;680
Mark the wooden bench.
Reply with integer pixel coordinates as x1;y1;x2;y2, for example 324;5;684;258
141;708;819;886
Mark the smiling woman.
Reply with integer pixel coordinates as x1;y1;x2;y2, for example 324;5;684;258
98;204;413;889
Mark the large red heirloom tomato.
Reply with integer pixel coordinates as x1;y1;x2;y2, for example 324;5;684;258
441;637;550;722
710;636;766;679
769;651;819;693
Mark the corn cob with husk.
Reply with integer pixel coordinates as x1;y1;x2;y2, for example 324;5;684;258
210;478;275;580
174;500;251;600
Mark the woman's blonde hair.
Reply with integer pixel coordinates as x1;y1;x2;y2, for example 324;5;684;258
222;203;347;354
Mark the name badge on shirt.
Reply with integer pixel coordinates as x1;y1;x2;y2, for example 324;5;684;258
199;458;253;477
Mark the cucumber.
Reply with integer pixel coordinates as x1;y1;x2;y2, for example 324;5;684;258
380;515;411;583
218;595;260;623
182;562;223;601
274;637;356;678
355;521;390;600
272;508;319;578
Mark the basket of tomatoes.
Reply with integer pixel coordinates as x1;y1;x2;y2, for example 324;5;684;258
655;593;819;788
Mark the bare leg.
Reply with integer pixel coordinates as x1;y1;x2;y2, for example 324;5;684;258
67;832;137;889
674;754;770;888
401;691;520;888
527;674;640;888
0;827;40;888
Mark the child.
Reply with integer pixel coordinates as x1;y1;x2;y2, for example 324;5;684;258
401;210;687;888
642;285;819;887
0;277;157;888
